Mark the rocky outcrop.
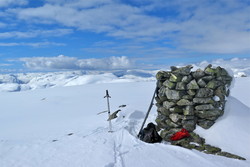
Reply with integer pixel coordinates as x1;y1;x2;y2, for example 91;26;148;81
155;65;246;160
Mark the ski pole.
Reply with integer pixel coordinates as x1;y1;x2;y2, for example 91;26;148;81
104;90;113;132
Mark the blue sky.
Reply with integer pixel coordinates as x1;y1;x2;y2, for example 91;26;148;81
0;0;249;72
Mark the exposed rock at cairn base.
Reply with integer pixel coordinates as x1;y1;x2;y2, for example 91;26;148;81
155;65;246;160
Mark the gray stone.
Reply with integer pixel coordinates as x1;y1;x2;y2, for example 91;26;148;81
158;86;166;99
166;89;185;100
156;71;170;81
182;95;193;100
177;99;193;106
204;144;221;154
197;120;215;129
217;152;246;160
166;119;181;128
155;114;170;129
206;80;222;89
169;107;183;113
183;106;194;115
192;69;205;79
193;97;214;104
187;79;199;90
187;89;196;96
176;82;186;90
215;66;229;77
182;75;193;83
189;132;205;145
196;88;214;97
163;80;176;89
169;113;183;123
163;101;175;109
195;109;222;119
172;65;193;76
182;120;196;131
195;104;214;110
183;115;195;120
201;76;215;81
215;86;226;100
197;79;206;88
169;73;182;82
204;65;216;75
157;107;170;116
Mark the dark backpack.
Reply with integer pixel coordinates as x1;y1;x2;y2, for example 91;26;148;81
138;123;162;143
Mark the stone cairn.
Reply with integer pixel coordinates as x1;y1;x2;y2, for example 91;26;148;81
155;64;245;160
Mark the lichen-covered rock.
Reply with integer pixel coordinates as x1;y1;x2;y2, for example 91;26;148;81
156;71;170;80
192;69;205;79
197;119;215;129
204;65;216;75
163;101;175;109
204;144;221;154
176;82;186;90
187;80;199;90
163;80;176;89
216;152;246;160
195;109;222;119
157;107;170;116
195;104;214;110
206;80;222;89
182;75;193;83
196;88;213;97
169;73;182;82
187;89;196;96
197;79;206;88
166;119;181;128
169;107;183;113
169;113;183;123
182;120;196;131
202;76;215;81
177;99;193;106
183;106;194;115
172;65;193;76
166;89;185;100
193;97;214;104
189;132;205;145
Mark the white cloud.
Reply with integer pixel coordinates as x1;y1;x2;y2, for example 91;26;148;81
0;29;73;38
5;0;250;54
19;55;134;70
0;0;28;7
0;42;66;47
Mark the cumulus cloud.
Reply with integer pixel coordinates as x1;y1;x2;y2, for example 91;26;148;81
19;55;134;70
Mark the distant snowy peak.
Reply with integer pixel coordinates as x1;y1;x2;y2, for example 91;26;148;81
1;58;250;92
0;70;156;92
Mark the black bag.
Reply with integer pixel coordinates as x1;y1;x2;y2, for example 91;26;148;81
138;122;162;143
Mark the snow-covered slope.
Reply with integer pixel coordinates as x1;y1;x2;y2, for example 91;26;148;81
0;77;249;167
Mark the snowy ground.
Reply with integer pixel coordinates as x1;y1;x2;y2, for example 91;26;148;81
0;75;249;167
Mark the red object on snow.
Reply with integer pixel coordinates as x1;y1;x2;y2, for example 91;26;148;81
170;128;190;141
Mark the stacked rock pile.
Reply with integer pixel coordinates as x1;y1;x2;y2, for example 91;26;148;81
155;65;245;160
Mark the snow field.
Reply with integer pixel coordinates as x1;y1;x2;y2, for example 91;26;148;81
0;78;250;167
